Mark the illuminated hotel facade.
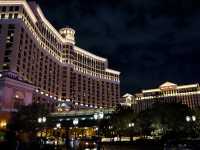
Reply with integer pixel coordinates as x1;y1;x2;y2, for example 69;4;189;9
0;0;120;113
122;82;200;112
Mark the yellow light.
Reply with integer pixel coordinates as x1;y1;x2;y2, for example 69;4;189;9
0;120;7;128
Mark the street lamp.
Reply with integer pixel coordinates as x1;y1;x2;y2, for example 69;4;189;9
73;118;79;126
38;116;47;137
94;112;104;120
93;112;104;142
192;116;196;122
72;118;79;139
56;123;61;128
128;123;135;128
186;115;196;122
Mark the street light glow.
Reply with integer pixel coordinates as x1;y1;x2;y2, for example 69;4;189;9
42;117;46;122
186;115;196;122
56;123;61;128
128;122;135;127
186;116;191;122
99;112;104;119
38;117;42;123
192;115;196;122
94;113;98;120
73;118;79;126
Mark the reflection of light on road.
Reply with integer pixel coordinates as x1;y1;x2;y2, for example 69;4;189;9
85;148;97;150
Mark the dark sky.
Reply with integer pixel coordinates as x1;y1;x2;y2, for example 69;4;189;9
31;0;200;94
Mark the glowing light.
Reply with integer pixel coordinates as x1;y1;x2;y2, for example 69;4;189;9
99;112;104;119
192;116;196;122
38;118;42;123
105;68;120;75
42;117;46;122
66;99;70;102
73;118;79;126
56;123;61;128
0;120;7;128
186;116;191;122
94;113;98;120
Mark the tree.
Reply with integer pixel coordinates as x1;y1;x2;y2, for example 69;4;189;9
8;103;49;132
135;103;193;139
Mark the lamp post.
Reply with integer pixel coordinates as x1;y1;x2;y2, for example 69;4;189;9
94;112;104;149
73;118;79;139
38;116;47;137
185;115;196;136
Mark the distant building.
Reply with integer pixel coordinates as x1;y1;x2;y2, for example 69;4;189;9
121;93;135;107
122;82;200;112
0;0;120;114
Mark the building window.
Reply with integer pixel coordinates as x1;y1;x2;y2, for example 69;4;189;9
9;6;14;11
14;13;18;18
4;57;10;63
8;14;12;19
1;14;5;19
2;6;6;12
3;64;10;70
15;6;19;11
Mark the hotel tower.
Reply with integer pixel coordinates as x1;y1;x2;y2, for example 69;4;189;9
0;0;120;113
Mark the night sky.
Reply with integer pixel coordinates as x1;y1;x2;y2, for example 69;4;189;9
32;0;200;94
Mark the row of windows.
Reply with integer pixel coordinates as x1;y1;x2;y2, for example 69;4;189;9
0;13;18;19
1;24;15;70
0;6;19;12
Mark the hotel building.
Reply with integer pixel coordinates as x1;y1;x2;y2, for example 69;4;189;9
122;82;200;112
0;0;120;113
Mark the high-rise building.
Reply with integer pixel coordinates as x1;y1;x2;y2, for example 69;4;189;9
0;0;120;112
122;82;200;112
